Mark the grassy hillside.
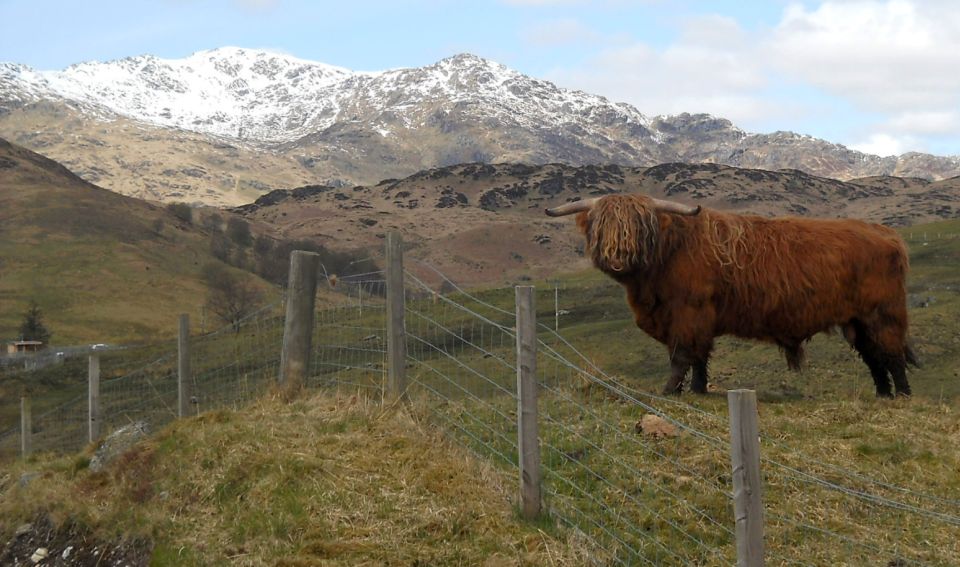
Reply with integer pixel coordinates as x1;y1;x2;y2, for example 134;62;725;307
0;137;279;344
0;391;589;565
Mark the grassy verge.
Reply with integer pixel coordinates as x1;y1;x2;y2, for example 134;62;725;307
0;390;591;565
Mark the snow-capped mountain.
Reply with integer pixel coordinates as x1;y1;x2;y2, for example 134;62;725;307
2;47;352;143
1;48;959;206
1;48;665;148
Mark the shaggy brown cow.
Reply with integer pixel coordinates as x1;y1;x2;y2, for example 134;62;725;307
546;194;918;397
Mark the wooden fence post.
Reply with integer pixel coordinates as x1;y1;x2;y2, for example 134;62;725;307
386;232;407;401
728;389;765;567
178;314;192;418
516;285;541;519
20;396;31;458
279;250;320;394
88;355;101;442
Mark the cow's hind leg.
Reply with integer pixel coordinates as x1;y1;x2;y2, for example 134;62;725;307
886;356;911;397
876;310;913;397
690;359;709;394
846;320;893;398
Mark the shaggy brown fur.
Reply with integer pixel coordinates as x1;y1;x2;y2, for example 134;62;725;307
573;194;917;397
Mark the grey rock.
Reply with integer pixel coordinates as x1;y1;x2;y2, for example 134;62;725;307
89;421;149;472
19;472;39;488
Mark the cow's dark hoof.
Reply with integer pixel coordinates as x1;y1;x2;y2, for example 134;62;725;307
662;380;683;396
875;391;895;399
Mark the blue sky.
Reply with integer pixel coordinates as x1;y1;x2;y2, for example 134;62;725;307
2;0;959;156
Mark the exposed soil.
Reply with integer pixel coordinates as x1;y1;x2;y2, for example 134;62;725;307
0;515;151;567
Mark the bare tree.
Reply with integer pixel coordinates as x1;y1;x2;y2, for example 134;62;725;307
202;263;264;333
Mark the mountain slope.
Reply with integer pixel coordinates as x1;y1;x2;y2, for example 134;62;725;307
3;49;960;206
236;161;960;286
0;137;275;343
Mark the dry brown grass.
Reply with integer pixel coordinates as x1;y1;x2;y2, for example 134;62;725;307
0;390;593;565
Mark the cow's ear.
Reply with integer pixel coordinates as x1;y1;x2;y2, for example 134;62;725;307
658;213;673;231
575;211;590;234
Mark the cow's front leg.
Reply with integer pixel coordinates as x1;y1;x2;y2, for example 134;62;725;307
663;347;693;395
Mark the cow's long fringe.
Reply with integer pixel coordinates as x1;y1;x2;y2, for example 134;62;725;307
586;196;661;272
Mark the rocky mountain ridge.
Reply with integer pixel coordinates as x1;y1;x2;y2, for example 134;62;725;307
2;48;960;206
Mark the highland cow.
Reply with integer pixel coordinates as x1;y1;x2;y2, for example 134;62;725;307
546;194;918;397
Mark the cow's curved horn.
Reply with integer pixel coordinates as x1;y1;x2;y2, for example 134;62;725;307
544;197;603;217
651;198;701;216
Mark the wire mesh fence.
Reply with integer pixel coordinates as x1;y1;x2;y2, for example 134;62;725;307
399;270;738;565
99;351;178;439
0;424;19;462
535;333;736;566
26;395;89;457
188;303;285;413
308;275;387;393
533;322;960;565
403;270;520;474
1;302;285;461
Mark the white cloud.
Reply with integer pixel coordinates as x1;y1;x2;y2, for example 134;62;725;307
767;1;960;112
849;133;916;156
545;15;776;125
886;111;960;136
522;18;599;47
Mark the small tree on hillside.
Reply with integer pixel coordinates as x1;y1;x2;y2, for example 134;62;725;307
166;202;193;225
202;263;264;334
19;301;52;344
202;212;224;233
210;233;233;263
226;217;253;247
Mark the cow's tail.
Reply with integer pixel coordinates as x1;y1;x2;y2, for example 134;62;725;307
905;343;921;369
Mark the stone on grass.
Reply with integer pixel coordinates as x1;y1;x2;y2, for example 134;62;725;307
636;414;679;438
89;421;149;472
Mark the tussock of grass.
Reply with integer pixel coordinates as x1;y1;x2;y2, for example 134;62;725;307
0;390;592;565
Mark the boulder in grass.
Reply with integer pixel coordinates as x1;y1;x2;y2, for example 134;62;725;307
636;414;679;438
89;421;149;472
